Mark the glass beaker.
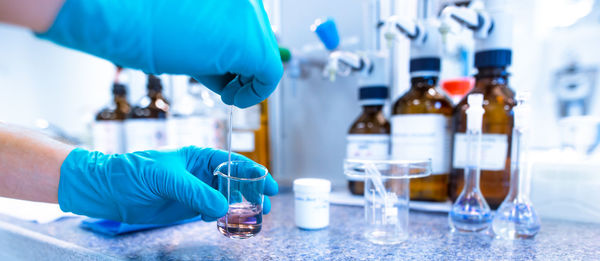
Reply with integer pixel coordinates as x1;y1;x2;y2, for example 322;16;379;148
214;160;268;239
344;159;431;245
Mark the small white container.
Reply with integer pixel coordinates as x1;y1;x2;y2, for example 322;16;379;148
293;178;331;230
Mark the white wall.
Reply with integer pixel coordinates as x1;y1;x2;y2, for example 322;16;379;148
0;24;115;137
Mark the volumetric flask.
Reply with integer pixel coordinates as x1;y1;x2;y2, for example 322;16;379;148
344;159;431;245
214;160;268;239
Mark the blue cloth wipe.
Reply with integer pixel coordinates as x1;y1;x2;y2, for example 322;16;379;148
80;216;202;236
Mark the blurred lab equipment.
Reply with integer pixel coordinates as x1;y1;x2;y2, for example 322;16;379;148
316;15;381;82
346;86;391;196
534;1;600;149
312;18;341;51
125;75;169;152
215;161;268;239
324;50;375;83
279;45;328;82
554;63;598;118
92;66;130;154
492;92;541;239
449;94;492;233
312;15;394;196
344;159;431;245
167;78;227;150
442;0;516;209
230;101;271;168
441;77;474;105
279;47;292;64
383;9;454;202
558;116;600;155
293;178;331;230
269;0;394;188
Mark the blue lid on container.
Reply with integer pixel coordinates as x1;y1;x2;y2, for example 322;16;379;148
409;57;441;73
359;86;388;100
112;83;127;95
313;18;340;51
475;49;512;68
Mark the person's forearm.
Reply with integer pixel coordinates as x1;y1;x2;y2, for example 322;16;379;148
0;123;73;203
0;0;65;32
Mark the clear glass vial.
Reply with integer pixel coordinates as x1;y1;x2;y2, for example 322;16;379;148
492;92;541;239
449;94;492;232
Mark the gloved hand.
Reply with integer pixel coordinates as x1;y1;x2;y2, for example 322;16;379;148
59;146;278;224
36;0;283;108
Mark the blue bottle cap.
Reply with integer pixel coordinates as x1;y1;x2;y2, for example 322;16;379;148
409;57;441;73
475;49;512;68
359;86;388;100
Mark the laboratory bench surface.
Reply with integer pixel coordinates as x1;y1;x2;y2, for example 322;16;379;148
1;191;600;261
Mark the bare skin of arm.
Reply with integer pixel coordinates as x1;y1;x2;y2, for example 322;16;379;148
0;2;72;202
0;124;73;203
0;0;65;32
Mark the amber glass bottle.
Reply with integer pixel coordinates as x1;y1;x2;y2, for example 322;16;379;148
392;73;453;202
238;99;271;170
96;83;131;121
131;75;170;119
449;66;515;209
347;87;390;195
126;75;170;152
93;82;131;154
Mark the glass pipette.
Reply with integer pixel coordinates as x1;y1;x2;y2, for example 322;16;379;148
449;93;492;232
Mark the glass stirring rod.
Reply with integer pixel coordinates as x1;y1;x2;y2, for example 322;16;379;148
225;105;234;236
227;105;233;177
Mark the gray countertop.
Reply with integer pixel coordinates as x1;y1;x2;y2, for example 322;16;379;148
1;191;600;260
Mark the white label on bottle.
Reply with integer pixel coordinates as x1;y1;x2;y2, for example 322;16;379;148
92;121;124;154
391;114;451;174
232;131;255;152
124;119;168;152
167;116;225;149
232;105;261;130
346;134;390;181
452;133;508;171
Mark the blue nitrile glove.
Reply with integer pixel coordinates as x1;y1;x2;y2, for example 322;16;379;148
36;0;283;108
59;146;278;224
